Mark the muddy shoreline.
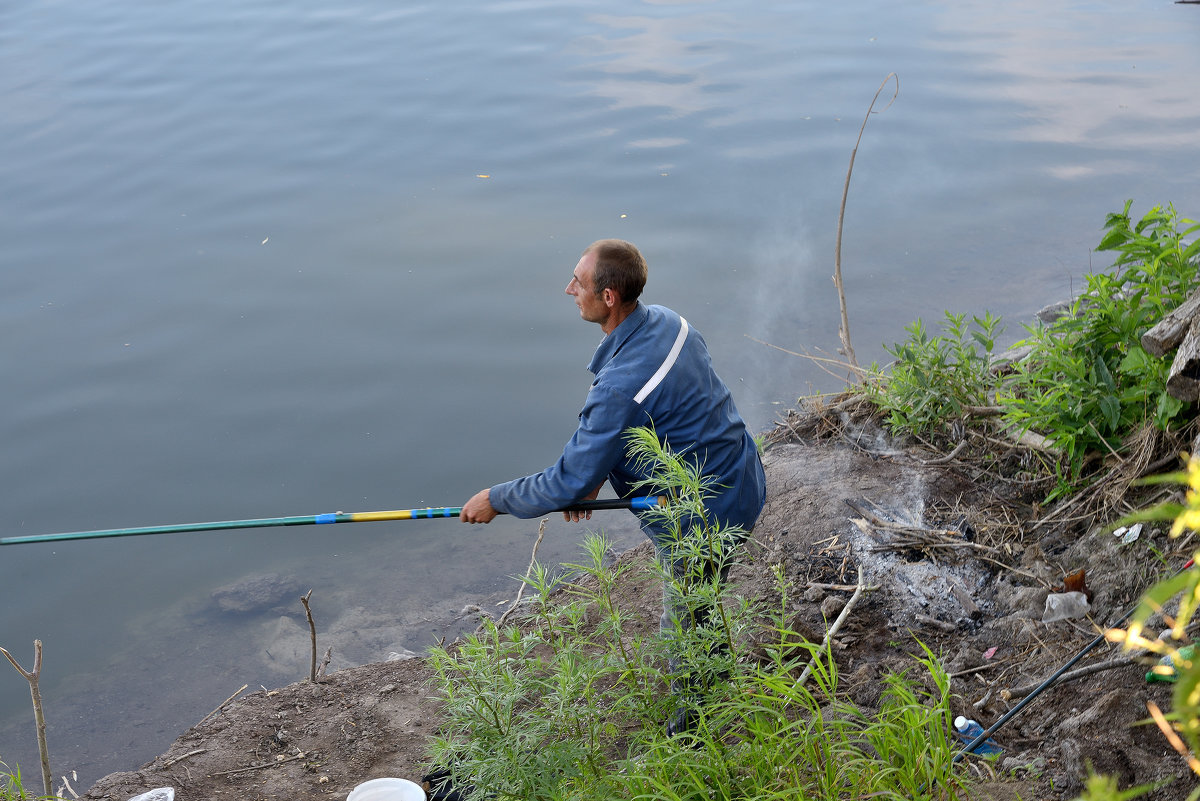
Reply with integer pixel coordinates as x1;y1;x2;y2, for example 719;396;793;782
82;406;1198;800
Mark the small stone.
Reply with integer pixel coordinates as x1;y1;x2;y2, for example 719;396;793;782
820;596;846;620
210;574;304;615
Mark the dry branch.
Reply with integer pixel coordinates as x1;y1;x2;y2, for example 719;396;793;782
915;614;956;632
846;498;996;558
797;566;867;687
317;647;333;679
212;752;306;777
196;684;249;728
833;72;898;381
1001;656;1135;700
161;748;206;768
301;590;318;682
1;640;52;797
1141;288;1200;357
498;518;548;628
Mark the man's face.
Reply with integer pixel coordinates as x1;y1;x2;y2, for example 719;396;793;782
566;251;608;325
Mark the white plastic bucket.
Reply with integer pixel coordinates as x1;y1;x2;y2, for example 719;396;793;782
346;777;425;801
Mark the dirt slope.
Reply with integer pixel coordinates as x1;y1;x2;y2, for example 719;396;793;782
83;411;1199;801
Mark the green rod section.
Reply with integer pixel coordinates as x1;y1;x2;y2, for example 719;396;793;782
0;496;663;547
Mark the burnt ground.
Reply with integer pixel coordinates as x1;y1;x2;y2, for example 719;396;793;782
83;401;1200;801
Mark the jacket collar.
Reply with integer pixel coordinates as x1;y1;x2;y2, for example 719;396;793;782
588;301;647;374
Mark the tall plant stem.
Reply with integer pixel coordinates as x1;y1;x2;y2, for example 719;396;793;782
834;72;899;382
1;640;52;797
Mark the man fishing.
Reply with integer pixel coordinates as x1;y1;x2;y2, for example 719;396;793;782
460;238;766;735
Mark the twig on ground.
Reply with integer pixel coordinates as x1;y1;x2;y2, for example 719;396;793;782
196;684;249;728
1001;656;1136;700
497;518;548;628
316;647;333;679
212;752;306;777
963;405;1004;418
161;748;207;768
949;660;1009;679
797;566;867;687
915;614;957;632
806;581;882;592
58;773;79;799
921;440;968;466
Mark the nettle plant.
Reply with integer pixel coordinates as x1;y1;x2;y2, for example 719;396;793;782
999;202;1199;486
866;310;1002;437
870;202;1198;495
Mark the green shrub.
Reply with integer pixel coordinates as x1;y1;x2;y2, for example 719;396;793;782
999;202;1197;488
869;202;1198;497
866;311;1001;437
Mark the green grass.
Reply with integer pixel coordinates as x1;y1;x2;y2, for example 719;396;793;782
424;428;971;801
0;760;40;801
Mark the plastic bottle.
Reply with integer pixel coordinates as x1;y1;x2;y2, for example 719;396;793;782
1145;644;1196;683
952;715;1002;755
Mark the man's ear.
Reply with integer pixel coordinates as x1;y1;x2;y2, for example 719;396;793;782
603;288;616;307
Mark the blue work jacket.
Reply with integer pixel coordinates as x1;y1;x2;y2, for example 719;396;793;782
489;302;766;540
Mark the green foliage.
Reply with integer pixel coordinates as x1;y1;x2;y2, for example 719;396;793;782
1;760;33;801
427;532;665;801
868;201;1198;496
999;201;1197;485
866;311;1001;437
1072;770;1160;801
425;427;971;801
1107;454;1200;792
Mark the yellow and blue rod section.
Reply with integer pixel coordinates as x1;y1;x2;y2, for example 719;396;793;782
0;496;665;547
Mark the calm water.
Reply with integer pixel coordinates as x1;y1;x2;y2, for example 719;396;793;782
2;0;1199;786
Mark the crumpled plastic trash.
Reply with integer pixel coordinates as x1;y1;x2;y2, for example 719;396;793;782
1042;591;1090;622
127;788;174;801
1112;522;1142;545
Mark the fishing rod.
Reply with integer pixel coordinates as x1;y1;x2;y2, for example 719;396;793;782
0;496;665;547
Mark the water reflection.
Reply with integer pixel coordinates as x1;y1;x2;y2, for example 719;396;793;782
573;9;737;126
927;0;1200;155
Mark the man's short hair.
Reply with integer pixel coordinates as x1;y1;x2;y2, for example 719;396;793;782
586;239;647;305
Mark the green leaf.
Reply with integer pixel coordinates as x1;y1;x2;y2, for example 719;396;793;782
1098;395;1122;431
1156;391;1185;426
1131;571;1197;631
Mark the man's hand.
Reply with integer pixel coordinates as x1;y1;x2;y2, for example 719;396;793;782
563;484;603;523
461;488;498;523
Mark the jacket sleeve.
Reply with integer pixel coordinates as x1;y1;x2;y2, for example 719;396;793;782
489;385;643;518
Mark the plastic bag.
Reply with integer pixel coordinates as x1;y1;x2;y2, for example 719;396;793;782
127;789;173;801
1042;591;1089;622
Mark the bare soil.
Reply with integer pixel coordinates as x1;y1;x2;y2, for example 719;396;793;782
83;403;1199;801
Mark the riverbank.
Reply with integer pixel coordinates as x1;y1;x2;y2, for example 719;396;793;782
81;397;1197;800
